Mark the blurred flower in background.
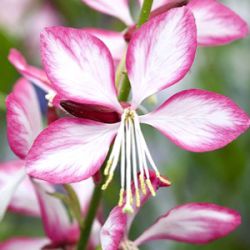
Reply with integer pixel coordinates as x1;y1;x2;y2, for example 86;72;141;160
0;0;62;59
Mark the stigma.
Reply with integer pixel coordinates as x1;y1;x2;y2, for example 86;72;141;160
102;108;170;213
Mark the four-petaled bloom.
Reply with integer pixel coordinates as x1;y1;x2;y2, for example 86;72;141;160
24;7;250;213
81;0;249;61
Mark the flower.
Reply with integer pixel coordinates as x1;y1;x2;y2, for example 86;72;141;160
0;0;61;55
0;77;43;220
0;177;98;250
2;78;97;245
81;0;249;61
25;7;249;213
101;182;241;250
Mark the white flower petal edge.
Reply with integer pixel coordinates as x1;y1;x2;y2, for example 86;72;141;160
126;7;197;108
140;89;250;152
81;0;133;25
0;164;26;221
188;0;249;46
41;27;122;113
6;78;43;159
26;118;119;183
0;237;49;250
134;203;241;245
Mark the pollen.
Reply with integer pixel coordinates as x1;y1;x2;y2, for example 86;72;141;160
102;108;166;213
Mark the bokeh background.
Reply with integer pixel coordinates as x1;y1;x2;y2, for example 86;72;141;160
0;0;249;249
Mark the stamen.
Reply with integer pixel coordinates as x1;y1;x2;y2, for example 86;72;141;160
134;114;169;186
123;204;134;214
130;119;141;207
146;179;156;196
118;188;125;207
45;90;56;107
125;118;132;211
135;188;140;207
139;173;147;195
101;172;114;190
104;159;113;176
156;171;171;186
123;189;134;214
102;108;168;213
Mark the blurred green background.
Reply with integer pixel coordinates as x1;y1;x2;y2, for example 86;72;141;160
0;0;249;249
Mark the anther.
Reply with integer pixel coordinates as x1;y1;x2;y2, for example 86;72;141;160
101;172;114;190
156;171;171;186
118;188;125;207
135;188;141;207
139;174;147;195
104;159;113;176
122;204;134;214
146;179;156;196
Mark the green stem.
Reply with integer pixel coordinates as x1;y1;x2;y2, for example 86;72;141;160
0;93;6;111
76;178;103;250
118;74;131;102
137;0;154;28
118;0;154;102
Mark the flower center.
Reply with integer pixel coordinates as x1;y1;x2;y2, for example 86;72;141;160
102;108;170;213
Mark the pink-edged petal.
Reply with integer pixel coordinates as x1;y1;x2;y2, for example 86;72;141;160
140;89;250;152
90;220;102;249
81;28;126;61
188;0;249;46
81;0;133;25
0;237;49;250
71;178;94;215
0;161;26;221
100;207;127;250
134;203;241;245
8;49;52;92
41;27;122;113
26;118;119;183
127;7;197;108
33;181;78;245
0;160;40;218
6;78;43;159
100;171;171;250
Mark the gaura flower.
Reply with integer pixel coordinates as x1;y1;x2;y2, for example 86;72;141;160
0;78;43;220
101;174;241;250
81;0;249;61
2;78;98;247
26;8;249;213
0;178;98;250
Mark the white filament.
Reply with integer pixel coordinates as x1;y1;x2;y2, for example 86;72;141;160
102;109;163;212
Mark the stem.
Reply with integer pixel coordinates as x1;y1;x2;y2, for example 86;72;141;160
118;0;154;102
137;0;154;28
118;74;131;102
77;178;103;250
0;92;6;111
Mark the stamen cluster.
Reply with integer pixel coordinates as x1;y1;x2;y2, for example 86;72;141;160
102;108;170;213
